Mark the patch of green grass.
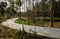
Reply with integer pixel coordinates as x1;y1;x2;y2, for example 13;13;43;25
15;19;28;25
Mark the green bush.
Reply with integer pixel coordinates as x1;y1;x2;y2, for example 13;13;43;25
15;19;28;25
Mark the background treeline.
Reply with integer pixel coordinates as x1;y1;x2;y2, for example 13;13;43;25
0;0;60;19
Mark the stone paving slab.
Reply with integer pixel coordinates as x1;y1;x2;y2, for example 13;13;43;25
2;18;60;38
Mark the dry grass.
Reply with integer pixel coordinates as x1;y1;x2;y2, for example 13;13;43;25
40;22;60;28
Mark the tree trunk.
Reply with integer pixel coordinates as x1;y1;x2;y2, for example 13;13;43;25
51;0;54;27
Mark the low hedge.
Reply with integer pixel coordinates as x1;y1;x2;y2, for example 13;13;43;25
15;19;28;25
43;17;60;22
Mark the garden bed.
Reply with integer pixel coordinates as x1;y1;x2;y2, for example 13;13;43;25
15;17;60;27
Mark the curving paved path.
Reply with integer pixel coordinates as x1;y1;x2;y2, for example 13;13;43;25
2;18;60;38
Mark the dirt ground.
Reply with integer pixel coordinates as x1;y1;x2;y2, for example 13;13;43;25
41;22;60;28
